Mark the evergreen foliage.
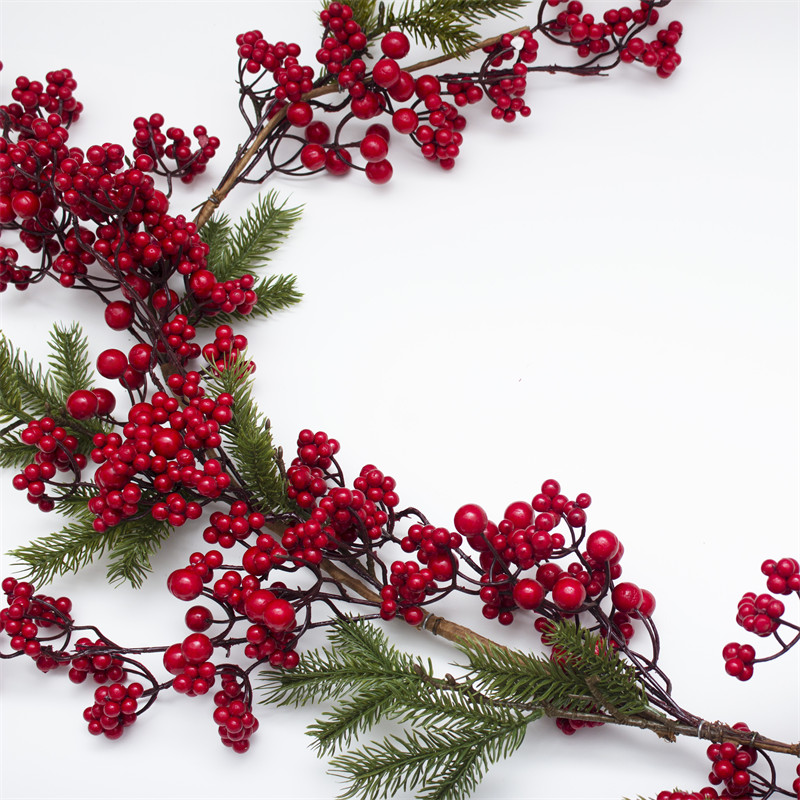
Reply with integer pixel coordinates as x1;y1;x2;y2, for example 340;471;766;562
199;191;302;326
261;620;653;800
460;624;648;716
202;356;290;513
372;0;526;55
8;508;173;589
261;620;538;800
0;324;107;447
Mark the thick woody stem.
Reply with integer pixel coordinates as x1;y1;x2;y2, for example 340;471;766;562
193;27;530;229
319;554;800;758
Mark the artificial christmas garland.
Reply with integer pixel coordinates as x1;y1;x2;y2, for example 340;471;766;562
0;2;798;799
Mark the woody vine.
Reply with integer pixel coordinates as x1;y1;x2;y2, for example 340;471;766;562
0;2;798;799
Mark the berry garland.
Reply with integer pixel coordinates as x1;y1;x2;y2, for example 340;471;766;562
0;2;798;799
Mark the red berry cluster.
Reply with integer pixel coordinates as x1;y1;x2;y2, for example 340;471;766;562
189;269;257;316
382;561;437;624
706;731;757;797
202;324;249;371
213;673;259;753
2;69;82;130
203;502;265;548
620;21;683;78
68;637;128;685
132;114;219;184
722;641;757;682
761;557;800;594
164;632;217;695
84;682;143;739
736;591;785;637
0;577;72;660
317;3;368;75
12;417;88;510
85;390;235;531
656;790;725;800
0;246;30;291
236;30;310;101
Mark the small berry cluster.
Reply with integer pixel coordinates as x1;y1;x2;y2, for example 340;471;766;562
2;69;82;130
132;114;219;184
12;417;89;511
213;673;259;753
0;577;72;660
0;246;30;291
722;557;799;682
68;637;128;685
705;734;757;797
84;682;143;739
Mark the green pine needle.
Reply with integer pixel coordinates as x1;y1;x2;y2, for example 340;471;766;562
0;325;107;450
201;191;303;283
202;357;290;512
329;717;529;800
46;323;93;399
262;620;536;800
459;622;648;716
376;0;526;56
203;273;302;327
8;513;174;589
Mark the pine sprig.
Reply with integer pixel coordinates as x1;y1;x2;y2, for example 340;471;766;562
262;620;536;800
201;191;302;283
260;616;422;708
46;323;93;400
373;0;526;55
0;326;106;450
460;623;649;716
0;432;37;469
0;332;60;423
199;211;233;274
8;513;174;589
202;356;289;512
329;717;529;800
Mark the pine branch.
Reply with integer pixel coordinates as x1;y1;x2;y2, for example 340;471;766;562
104;517;175;587
310;685;402;755
199;211;233;275
260;617;421;708
459;623;648;716
0;332;60;422
46;323;93;400
211;191;302;283
8;521;121;587
8;513;174;589
329;719;529;800
202;357;289;511
262;620;535;800
376;0;526;56
0;433;36;469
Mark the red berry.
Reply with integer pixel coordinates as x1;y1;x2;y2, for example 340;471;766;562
167;569;204;601
612;582;643;613
181;633;213;665
454;504;488;536
381;31;411;60
552;575;586;611
66;389;99;420
11;190;40;220
104;301;134;331
287;101;313;127
586;530;619;562
513;578;545;610
96;349;128;379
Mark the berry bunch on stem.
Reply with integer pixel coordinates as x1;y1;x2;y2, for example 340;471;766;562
0;2;797;799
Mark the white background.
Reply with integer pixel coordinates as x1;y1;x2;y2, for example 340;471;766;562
1;1;798;798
